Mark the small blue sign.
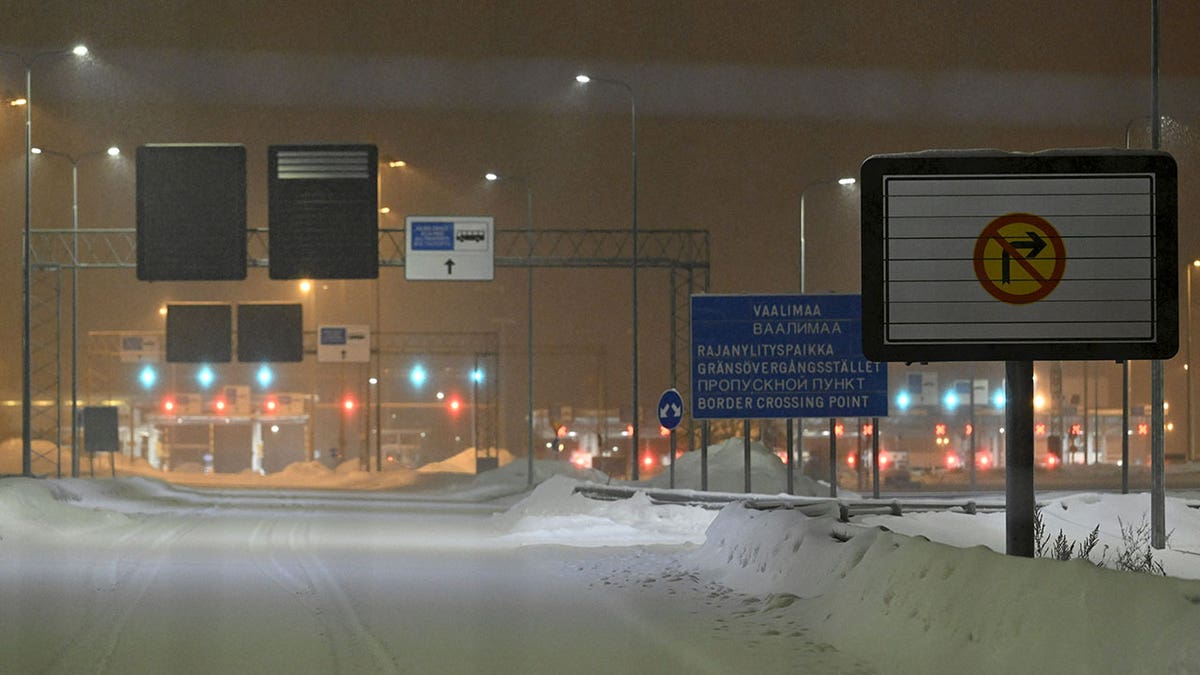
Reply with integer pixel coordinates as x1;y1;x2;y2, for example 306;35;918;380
320;327;347;345
691;294;888;419
657;388;684;430
410;221;455;251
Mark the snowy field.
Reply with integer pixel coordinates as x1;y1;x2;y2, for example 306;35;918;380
3;441;1200;673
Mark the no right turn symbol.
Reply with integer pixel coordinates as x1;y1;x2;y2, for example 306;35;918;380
973;213;1066;304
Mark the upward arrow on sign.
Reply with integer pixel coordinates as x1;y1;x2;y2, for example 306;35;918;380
445;259;456;275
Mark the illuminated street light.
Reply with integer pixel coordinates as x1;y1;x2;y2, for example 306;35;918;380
798;176;857;293
576;72;642;479
1188;258;1200;462
0;43;91;476
484;170;535;486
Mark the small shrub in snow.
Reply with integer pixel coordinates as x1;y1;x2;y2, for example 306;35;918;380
1034;506;1166;575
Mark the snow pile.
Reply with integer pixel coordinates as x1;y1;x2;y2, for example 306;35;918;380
0;477;131;537
692;503;1200;673
493;475;717;546
417;447;516;474
444;458;610;502
862;492;1200;579
649;437;830;496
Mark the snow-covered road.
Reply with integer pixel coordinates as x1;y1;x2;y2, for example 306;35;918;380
0;478;871;674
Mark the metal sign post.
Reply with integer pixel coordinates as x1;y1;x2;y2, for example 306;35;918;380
1006;362;1036;557
657;388;683;488
861;149;1178;557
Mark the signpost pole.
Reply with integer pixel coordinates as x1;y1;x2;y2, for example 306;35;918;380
1005;360;1036;557
828;418;838;498
669;429;676;489
871;417;880;499
786;418;794;495
1122;361;1130;494
743;419;751;493
701;421;709;491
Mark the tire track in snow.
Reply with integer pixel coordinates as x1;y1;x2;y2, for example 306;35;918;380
46;514;203;673
246;517;401;673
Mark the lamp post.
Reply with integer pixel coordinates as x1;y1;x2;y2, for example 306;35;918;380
576;73;641;479
798;176;856;490
31;145;119;477
798;176;856;294
0;44;89;476
1188;259;1200;463
485;171;536;486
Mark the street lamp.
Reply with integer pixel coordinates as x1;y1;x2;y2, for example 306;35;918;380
31;144;120;477
1188;259;1200;462
576;73;642;478
798;176;856;293
0;43;90;476
485;171;536;486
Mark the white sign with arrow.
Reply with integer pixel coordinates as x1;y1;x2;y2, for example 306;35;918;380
405;215;495;281
318;324;370;363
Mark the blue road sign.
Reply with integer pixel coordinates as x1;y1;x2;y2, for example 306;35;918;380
657;388;684;430
690;294;888;419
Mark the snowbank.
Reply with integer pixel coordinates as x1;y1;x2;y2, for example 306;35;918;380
693;503;1200;673
417;447;516;474
0;477;132;537
493;475;717;546
648;437;832;496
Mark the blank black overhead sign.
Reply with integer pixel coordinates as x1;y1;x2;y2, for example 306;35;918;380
860;150;1178;362
268;144;379;280
237;303;303;363
166;303;232;363
136;144;247;281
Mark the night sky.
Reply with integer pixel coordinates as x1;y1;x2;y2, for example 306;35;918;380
2;1;1199;454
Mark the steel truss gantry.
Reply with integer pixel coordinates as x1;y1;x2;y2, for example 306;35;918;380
29;227;710;475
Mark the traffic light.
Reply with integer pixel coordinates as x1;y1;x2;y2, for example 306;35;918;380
342;395;356;414
161;397;176;414
262;396;279;414
212;396;228;414
138;365;158;389
447;396;462;415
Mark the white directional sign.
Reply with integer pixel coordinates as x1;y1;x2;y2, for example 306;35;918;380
861;150;1178;362
405;216;495;281
318;324;370;362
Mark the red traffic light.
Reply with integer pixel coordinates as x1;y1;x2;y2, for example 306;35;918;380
212;397;228;414
262;397;278;414
161;397;176;414
342;396;356;413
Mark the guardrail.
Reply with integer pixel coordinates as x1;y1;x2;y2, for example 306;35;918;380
572;482;1007;522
